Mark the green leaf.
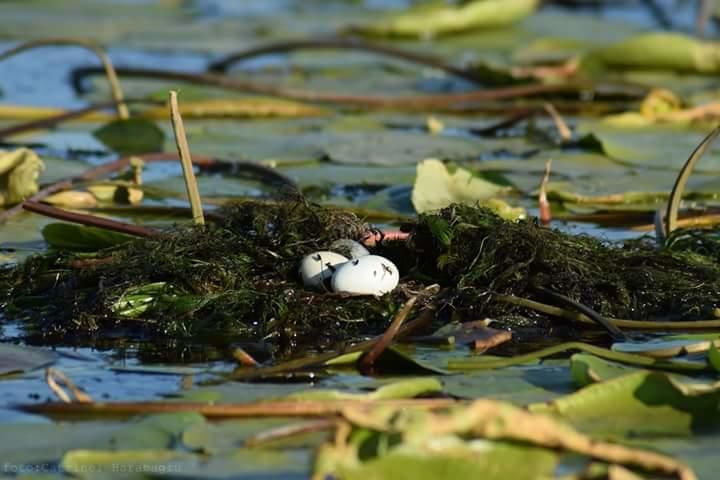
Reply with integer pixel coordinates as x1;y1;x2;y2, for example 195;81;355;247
325;132;482;166
411;159;524;219
707;343;720;372
322;440;557;480
111;282;169;318
367;345;450;375
569;353;643;387
286;378;443;401
577;120;720;171
42;223;135;251
93;118;164;155
0;148;45;206
532;371;720;436
0;413;202;467
584;33;720;74
353;0;539;38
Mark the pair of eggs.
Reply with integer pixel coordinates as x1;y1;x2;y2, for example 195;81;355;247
299;241;399;296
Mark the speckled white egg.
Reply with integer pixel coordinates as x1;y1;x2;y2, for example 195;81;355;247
331;255;399;296
329;239;370;259
299;251;349;289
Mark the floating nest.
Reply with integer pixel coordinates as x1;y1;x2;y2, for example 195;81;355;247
2;201;720;360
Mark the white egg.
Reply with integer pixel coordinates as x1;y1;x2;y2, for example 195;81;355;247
329;238;370;259
331;255;399;296
299;251;349;289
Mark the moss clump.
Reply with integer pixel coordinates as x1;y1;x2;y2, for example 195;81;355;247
394;205;720;322
1;200;404;357
3;201;720;359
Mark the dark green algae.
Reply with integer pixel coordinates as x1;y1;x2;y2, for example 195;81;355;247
2;201;720;360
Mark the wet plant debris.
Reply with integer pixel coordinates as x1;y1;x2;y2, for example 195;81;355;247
3;201;720;359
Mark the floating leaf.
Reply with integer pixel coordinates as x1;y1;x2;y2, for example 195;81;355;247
411;159;524;219
532;371;720;437
286;377;443;401
93;118;164;155
0;148;45;206
570;353;644;387
353;0;539;38
324;132;482;166
0;344;57;377
611;337;720;359
577;120;720;171
42;223;135;251
585;33;720;74
0;413;203;467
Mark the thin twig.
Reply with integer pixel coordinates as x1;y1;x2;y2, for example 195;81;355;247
70;66;646;111
169;90;205;225
359;295;418;372
0;38;129;119
22;200;158;238
19;398;455;419
208;36;485;84
543;102;572;142
45;368;93;403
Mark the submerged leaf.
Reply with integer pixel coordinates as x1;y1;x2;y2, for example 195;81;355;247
0;148;45;206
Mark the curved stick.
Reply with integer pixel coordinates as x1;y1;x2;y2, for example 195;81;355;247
534;285;625;339
209;36;485;84
23;200;158;238
663;125;720;240
71;66;643;111
0;38;129;119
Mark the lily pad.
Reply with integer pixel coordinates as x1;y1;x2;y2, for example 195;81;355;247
0;344;57;377
93;118;164;155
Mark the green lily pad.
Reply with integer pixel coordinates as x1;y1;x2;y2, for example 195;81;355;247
324;131;482;166
93;118;164;156
532;371;720;437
